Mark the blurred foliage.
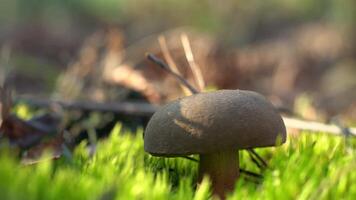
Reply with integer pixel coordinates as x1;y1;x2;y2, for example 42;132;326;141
1;0;355;98
1;0;354;43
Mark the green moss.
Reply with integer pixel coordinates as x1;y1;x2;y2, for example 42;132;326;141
0;123;355;200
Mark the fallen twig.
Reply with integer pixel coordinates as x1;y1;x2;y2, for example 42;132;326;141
181;33;205;91
16;96;158;116
146;53;199;94
158;35;192;96
283;117;356;136
158;36;182;78
16;97;356;137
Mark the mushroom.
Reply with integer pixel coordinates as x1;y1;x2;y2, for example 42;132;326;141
144;89;286;198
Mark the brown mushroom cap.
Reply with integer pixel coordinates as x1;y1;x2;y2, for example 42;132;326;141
144;90;286;156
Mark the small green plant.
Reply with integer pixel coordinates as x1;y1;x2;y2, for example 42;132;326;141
0;123;355;200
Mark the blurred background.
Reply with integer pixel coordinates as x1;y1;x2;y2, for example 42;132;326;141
0;0;355;123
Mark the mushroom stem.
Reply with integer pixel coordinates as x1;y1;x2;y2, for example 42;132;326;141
198;150;239;199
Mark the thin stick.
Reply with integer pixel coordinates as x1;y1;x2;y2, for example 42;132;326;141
158;36;192;95
181;33;205;91
283;117;356;136
248;149;268;169
17;96;356;136
146;53;199;94
16;96;158;116
239;169;263;179
158;36;181;77
181;156;198;162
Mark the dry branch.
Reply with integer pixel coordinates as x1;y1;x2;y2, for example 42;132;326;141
146;53;199;94
283;117;356;136
158;36;192;95
17;96;356;137
181;33;205;91
17;97;158;117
